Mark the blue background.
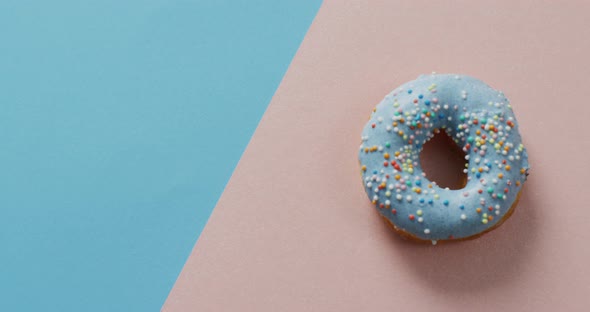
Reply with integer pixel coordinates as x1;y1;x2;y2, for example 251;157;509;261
0;1;321;310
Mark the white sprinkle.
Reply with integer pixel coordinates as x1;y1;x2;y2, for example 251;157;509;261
424;229;431;234
396;194;403;201
461;214;467;220
418;217;424;223
406;195;413;202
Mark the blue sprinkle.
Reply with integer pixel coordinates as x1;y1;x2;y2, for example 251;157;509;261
415;180;422;186
476;172;481;178
459;205;465;210
438;113;445;119
424;100;430;106
373;170;378;174
428;199;433;205
418;94;423;99
407;89;413;94
419;198;425;203
443;200;449;206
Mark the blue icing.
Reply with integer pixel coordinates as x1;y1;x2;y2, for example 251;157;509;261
359;74;530;241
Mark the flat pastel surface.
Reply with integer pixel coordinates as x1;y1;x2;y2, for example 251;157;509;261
0;1;320;310
165;1;590;311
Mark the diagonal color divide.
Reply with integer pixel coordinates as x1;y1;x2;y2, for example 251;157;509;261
164;0;590;311
0;1;321;311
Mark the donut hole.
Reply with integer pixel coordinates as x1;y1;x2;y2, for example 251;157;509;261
420;130;467;190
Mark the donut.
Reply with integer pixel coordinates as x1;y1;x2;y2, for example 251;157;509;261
358;74;530;244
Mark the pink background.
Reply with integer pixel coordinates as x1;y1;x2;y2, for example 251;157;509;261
164;1;590;311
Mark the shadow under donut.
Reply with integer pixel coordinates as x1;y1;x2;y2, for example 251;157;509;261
379;177;540;294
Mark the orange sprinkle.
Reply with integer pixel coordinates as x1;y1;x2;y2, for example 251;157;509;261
384;153;390;160
476;208;482;213
505;165;511;171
